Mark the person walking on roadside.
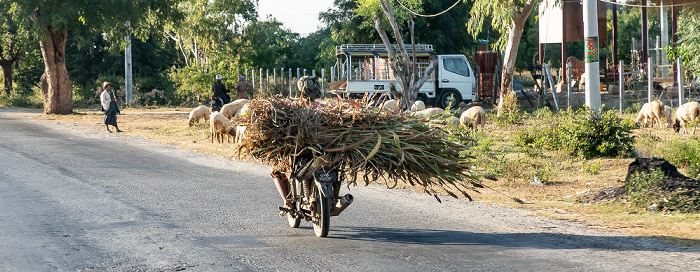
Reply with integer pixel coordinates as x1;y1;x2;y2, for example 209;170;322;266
235;75;253;99
100;81;122;133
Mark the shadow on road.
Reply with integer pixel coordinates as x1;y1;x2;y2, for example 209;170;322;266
330;226;699;253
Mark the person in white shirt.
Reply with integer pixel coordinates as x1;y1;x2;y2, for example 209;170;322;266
100;81;122;133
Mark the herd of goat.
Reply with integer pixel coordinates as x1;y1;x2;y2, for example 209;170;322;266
635;100;700;134
186;98;488;144
186;97;699;144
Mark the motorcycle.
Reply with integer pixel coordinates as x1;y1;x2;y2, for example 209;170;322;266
211;96;224;112
278;148;353;237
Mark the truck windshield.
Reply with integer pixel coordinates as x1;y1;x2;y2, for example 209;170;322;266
443;58;470;77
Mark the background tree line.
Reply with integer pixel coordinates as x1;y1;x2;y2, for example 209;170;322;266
1;0;698;112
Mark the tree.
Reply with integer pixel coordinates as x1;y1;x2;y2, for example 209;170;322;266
467;0;540;114
669;6;700;80
0;1;35;96
357;0;437;110
14;0;177;114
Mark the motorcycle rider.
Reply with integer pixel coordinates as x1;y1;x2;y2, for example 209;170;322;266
271;168;292;214
212;74;231;105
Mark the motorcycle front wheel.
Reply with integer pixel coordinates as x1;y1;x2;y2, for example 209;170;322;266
312;185;330;237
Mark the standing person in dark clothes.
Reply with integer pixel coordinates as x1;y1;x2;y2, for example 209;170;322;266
212;74;230;104
100;81;122;133
235;75;253;99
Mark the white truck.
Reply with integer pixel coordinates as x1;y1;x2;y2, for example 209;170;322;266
329;44;477;109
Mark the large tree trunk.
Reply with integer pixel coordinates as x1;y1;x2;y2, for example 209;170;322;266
0;60;12;96
39;26;72;114
497;0;538;115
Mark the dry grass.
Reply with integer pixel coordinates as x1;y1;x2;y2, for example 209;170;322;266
30;106;700;247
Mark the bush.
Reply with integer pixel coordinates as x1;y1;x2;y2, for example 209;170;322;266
514;108;636;159
562;108;636;159
491;92;524;127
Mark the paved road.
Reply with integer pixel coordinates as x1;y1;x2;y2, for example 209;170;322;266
1;110;699;271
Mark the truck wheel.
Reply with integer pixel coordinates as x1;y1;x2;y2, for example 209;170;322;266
439;90;460;109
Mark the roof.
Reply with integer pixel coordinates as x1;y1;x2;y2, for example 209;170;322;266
336;44;436;57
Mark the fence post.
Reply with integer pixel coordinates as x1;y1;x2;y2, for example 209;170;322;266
245;68;248;82
678;58;684;105
567;61;572;110
266;69;269;92
312;69;316;77
280;68;283;96
289;68;292;97
259;68;263;93
648;57;653;103
321;68;325;96
619;60;624;114
252;69;255;89
296;68;300;80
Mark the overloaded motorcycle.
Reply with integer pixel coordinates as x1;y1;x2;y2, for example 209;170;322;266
277;147;353;237
211;96;224;112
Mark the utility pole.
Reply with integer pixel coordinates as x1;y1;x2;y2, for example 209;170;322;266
583;0;601;110
125;21;133;105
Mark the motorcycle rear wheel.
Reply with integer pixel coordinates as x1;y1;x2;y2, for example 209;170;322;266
312;185;330;237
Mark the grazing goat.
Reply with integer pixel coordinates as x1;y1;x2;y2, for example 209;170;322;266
664;105;672;128
412;107;445;119
220;99;249;119
635;100;665;128
210;112;235;143
188;105;210;127
672;101;700;134
459;106;486;129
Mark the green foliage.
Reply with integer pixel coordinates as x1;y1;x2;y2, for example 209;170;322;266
563;109;636;159
624;168;667;208
624;168;700;213
580;159;602;175
657;138;700;180
665;7;700;79
514;108;636;159
491;92;524;127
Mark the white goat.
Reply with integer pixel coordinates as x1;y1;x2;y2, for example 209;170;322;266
635;100;665;128
234;103;251;118
188;105;210;127
412;107;445;119
459;106;486;129
673;101;700;134
210;112;235;143
380;99;400;113
220;99;249;119
664;105;672;128
235;124;247;144
410;100;426;112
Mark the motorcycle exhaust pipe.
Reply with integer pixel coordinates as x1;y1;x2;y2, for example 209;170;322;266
330;194;353;216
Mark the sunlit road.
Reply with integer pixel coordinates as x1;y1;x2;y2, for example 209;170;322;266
1;110;699;271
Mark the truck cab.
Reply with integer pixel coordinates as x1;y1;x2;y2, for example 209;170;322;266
329;44;476;109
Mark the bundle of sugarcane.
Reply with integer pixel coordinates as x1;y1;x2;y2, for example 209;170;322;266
236;97;482;201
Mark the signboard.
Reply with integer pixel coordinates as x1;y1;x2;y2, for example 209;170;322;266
585;37;599;63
